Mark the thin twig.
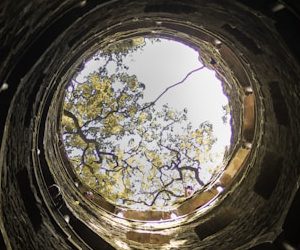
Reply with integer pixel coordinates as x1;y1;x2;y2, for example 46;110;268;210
140;66;205;111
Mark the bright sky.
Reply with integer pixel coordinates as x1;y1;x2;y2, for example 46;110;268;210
76;37;232;168
68;37;234;210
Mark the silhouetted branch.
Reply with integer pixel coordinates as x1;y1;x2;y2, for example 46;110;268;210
140;66;205;111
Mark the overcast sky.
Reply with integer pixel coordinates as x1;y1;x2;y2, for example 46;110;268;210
75;37;232;161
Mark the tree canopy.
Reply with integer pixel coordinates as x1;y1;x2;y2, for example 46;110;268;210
61;37;227;211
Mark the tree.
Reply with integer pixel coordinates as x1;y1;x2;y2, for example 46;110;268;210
61;37;219;210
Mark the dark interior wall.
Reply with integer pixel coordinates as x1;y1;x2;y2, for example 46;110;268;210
236;1;300;249
0;1;300;250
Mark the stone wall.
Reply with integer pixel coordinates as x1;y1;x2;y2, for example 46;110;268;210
1;1;300;249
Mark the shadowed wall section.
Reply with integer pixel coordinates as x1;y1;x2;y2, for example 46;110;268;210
0;0;300;249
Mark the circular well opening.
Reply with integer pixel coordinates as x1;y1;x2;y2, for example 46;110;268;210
61;36;233;212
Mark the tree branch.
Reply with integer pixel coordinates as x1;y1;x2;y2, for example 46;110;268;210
140;66;205;111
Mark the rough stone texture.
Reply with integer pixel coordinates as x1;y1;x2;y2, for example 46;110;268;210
0;0;300;250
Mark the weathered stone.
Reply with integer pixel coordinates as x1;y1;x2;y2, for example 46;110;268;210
0;1;300;250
